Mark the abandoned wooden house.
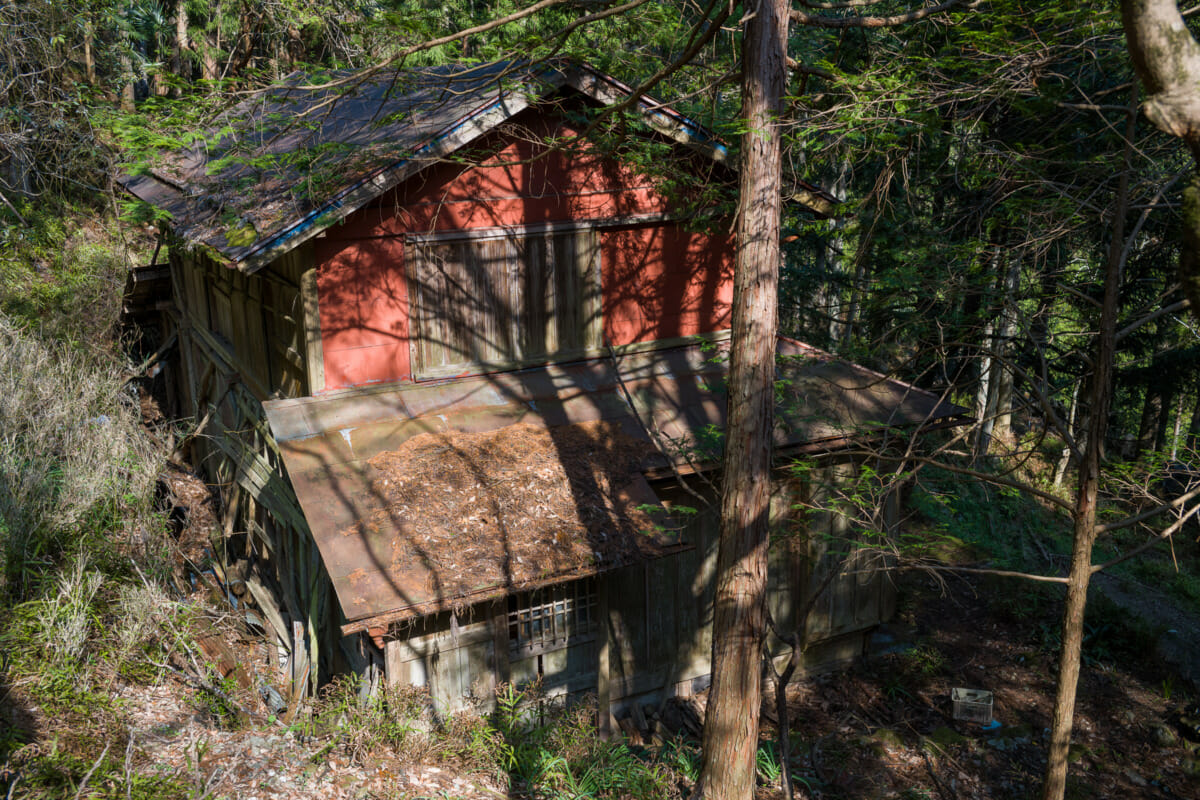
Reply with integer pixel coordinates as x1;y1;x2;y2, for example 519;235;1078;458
121;60;966;714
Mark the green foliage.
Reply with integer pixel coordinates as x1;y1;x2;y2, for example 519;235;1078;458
755;738;815;793
0;201;137;344
2;746;191;800
907;464;1071;570
0;556;193;798
488;683;674;798
659;737;701;783
1041;592;1162;668
902;643;948;679
302;675;428;764
0;300;180;796
1129;558;1200;610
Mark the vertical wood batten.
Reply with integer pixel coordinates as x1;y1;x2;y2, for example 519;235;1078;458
408;228;602;378
300;265;325;394
597;578;612;738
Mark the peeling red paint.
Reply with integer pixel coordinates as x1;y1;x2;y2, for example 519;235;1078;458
313;110;734;391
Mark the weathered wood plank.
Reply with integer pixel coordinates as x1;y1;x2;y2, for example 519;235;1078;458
408;230;602;378
300;266;324;394
597;578;612;738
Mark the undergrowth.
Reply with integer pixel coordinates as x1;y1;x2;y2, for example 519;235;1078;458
907;454;1187;675
0;311;182;798
907;462;1071;569
0;199;144;345
0;317;164;601
300;679;690;798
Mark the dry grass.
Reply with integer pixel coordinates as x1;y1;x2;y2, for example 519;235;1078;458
0;316;162;599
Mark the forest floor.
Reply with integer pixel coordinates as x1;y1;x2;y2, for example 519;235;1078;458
28;499;1198;800
754;567;1200;800
7;425;1200;798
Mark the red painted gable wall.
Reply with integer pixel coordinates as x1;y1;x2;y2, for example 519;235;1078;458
313;110;733;391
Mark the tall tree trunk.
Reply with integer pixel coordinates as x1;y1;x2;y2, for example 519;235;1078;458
1156;381;1177;452
825;163;849;345
841;214;876;349
83;21;96;85
1053;379;1081;487
1122;0;1200;322
1171;391;1185;459
1137;381;1162;458
174;0;190;85
973;316;996;455
120;53;136;111
697;0;787;797
972;242;1004;456
1186;389;1200;451
991;252;1023;444
1040;91;1134;800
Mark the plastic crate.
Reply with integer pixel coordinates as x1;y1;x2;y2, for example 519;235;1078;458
951;688;993;724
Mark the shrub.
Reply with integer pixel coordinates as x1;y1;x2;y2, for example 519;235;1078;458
488;684;677;799
0;316;162;601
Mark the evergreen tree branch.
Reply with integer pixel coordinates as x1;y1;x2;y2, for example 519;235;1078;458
791;0;980;28
1115;298;1190;342
297;0;588;91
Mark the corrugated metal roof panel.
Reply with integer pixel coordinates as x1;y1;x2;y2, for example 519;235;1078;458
264;338;966;630
119;60;838;271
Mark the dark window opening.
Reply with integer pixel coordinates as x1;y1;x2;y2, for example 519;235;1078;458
507;578;598;657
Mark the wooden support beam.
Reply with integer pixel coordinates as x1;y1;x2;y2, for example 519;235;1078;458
300;267;325;394
597;580;613;739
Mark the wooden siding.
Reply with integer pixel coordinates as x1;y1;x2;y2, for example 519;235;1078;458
166;244;354;697
173;246;312;402
408;229;601;377
313;109;735;391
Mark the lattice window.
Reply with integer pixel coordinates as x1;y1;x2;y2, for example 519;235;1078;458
507;578;598;656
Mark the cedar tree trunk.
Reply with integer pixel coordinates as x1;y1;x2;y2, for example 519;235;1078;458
696;0;788;797
1040;91;1134;800
1121;0;1200;318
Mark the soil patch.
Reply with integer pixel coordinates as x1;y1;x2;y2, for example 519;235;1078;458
744;572;1200;799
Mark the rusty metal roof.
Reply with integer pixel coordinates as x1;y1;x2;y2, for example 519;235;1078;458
263;337;967;632
118;60;837;273
122;62;551;270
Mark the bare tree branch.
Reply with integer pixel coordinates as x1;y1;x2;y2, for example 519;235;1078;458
1115;298;1191;342
1096;480;1200;533
791;0;979;28
785;57;836;81
902;563;1070;584
1091;512;1194;573
797;0;894;9
862;453;1077;511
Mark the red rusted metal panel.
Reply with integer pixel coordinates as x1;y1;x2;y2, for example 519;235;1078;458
312;113;736;391
264;338;967;633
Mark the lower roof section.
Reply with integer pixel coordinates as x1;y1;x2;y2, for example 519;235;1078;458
263;334;967;633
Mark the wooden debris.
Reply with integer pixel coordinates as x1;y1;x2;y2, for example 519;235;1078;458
617;715;643;745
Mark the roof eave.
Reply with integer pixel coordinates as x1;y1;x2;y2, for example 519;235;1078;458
234;86;549;273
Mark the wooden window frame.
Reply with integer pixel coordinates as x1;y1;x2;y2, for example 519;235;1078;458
406;223;603;380
507;578;599;659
